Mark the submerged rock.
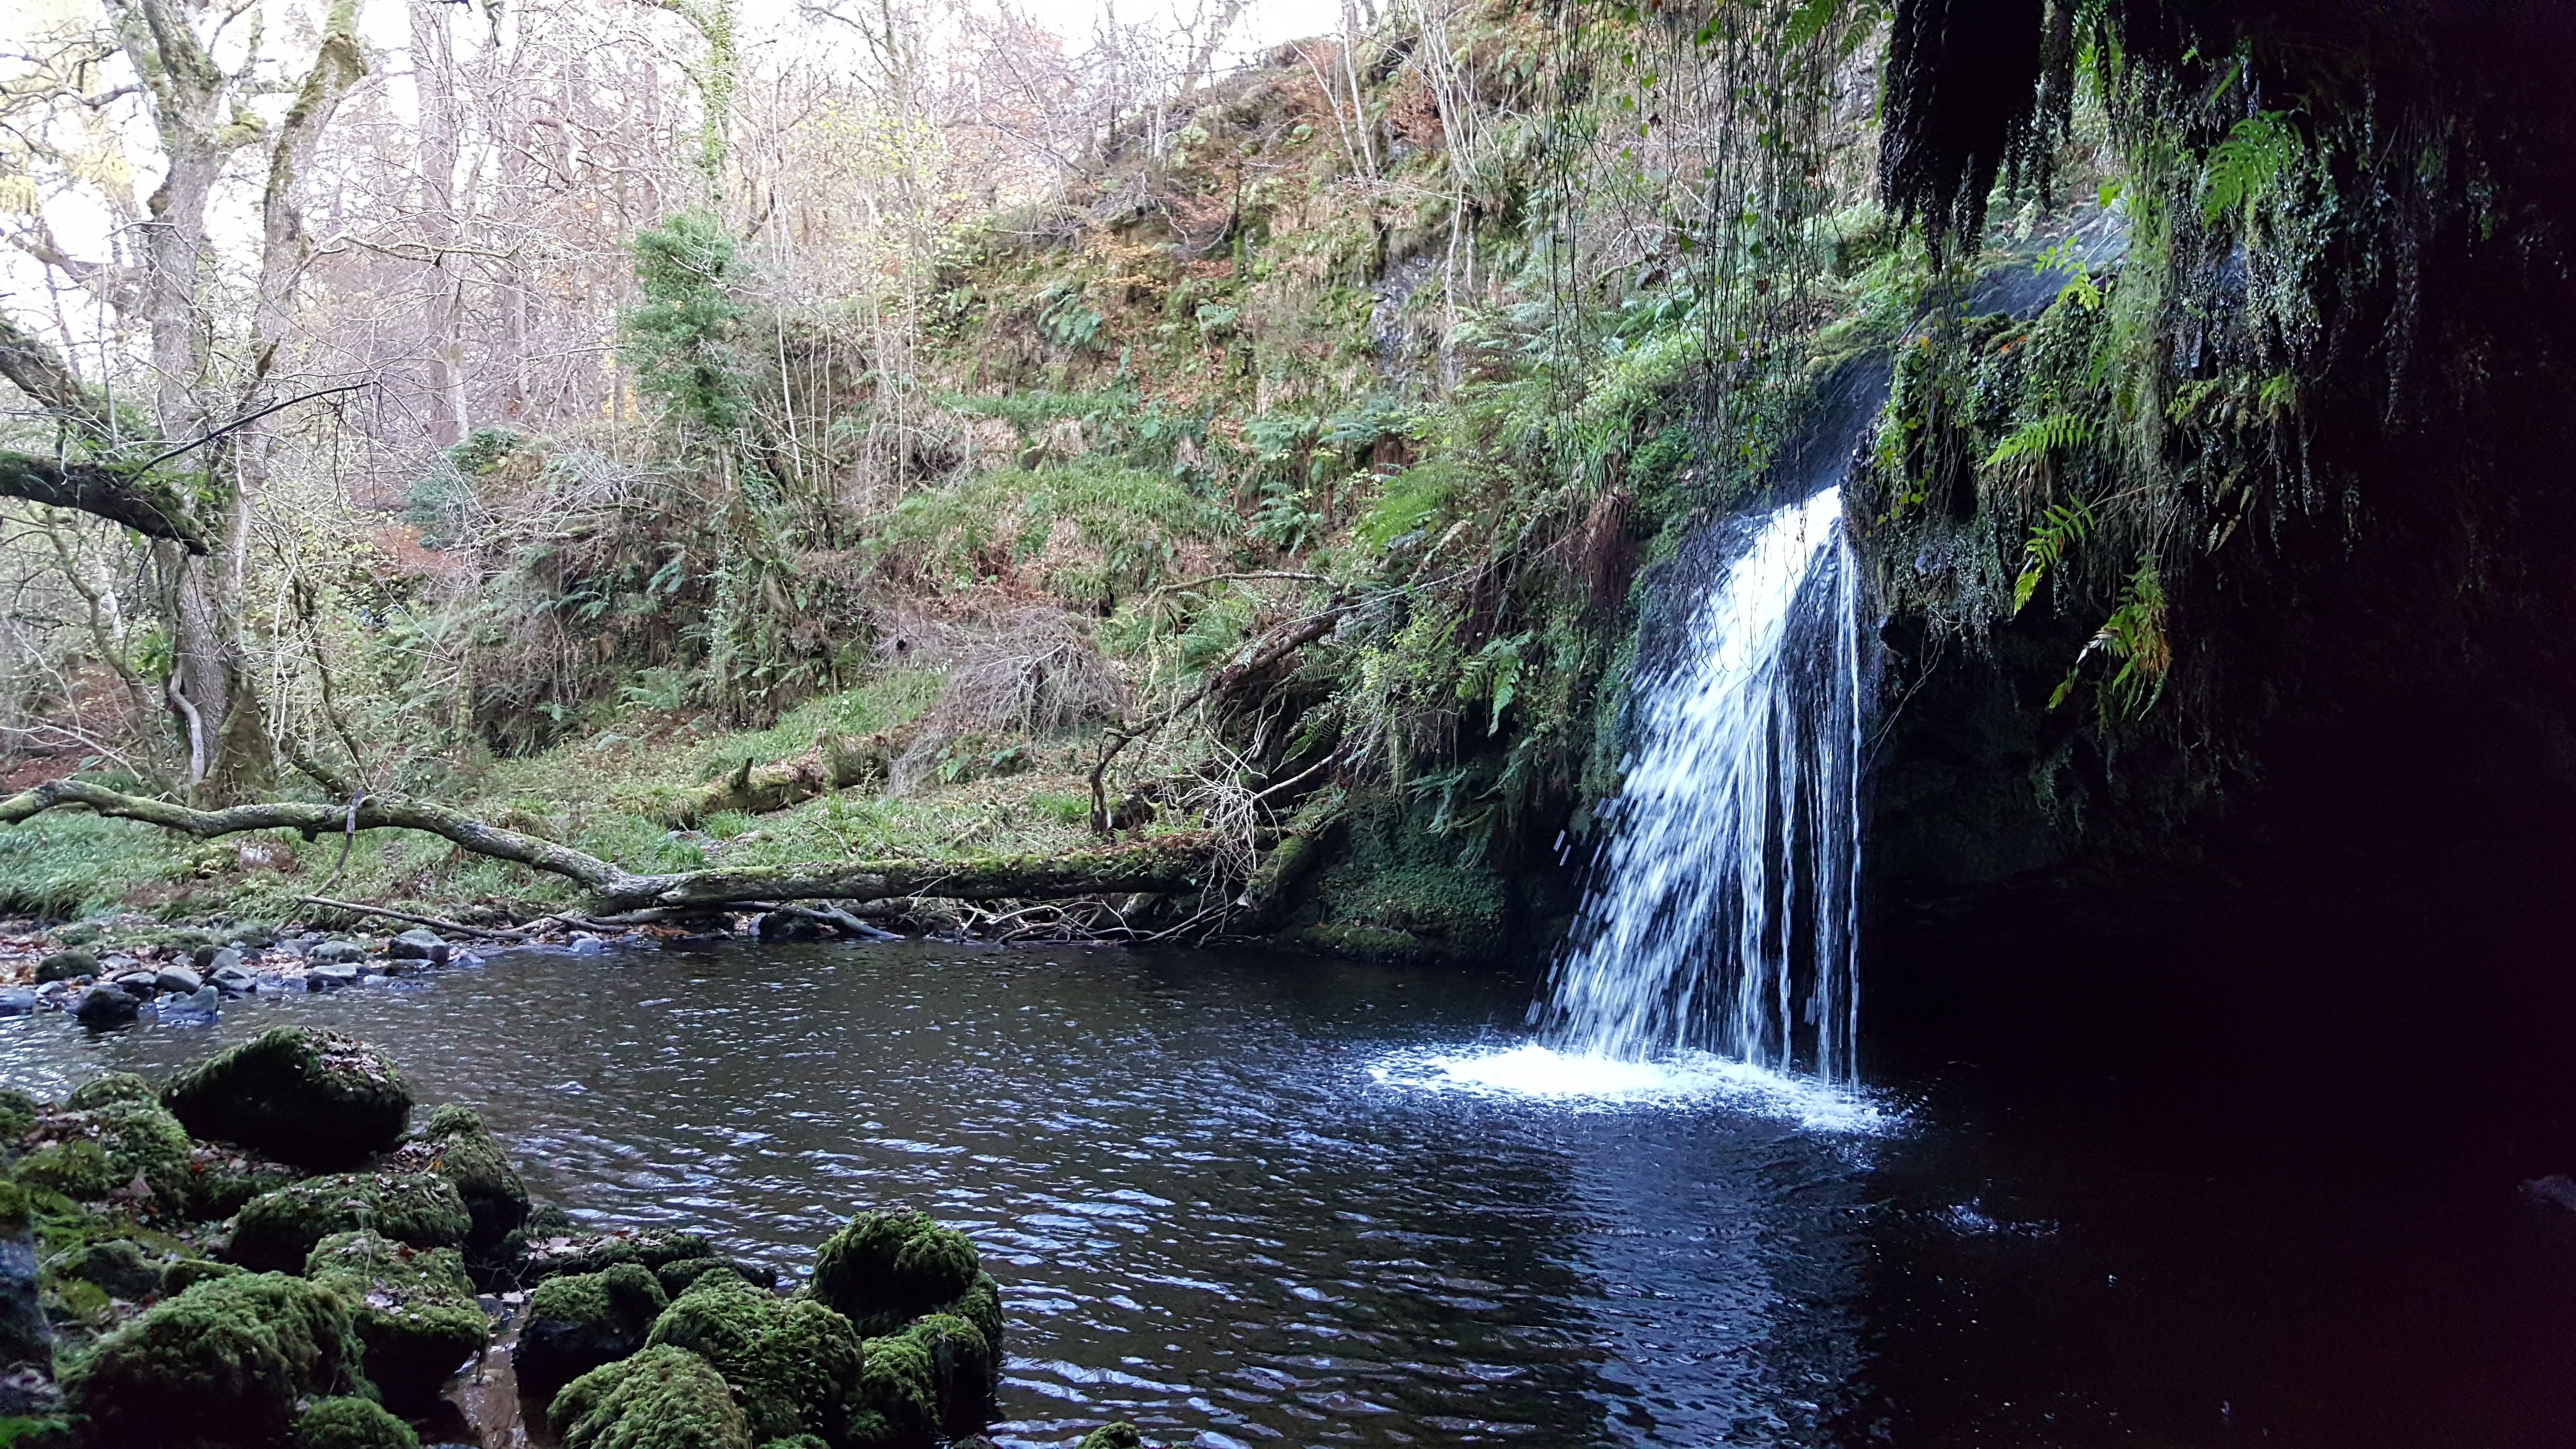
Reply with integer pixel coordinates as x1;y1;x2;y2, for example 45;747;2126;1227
644;1270;863;1444
304;1230;486;1413
547;1342;754;1449
161;1026;413;1170
60;1271;369;1449
291;1396;421;1449
513;1261;666;1401
227;1171;471;1272
808;1209;982;1334
71;986;138;1029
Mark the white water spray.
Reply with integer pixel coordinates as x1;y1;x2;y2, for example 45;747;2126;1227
1534;484;1867;1084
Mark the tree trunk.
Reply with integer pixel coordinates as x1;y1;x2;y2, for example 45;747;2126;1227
414;0;467;446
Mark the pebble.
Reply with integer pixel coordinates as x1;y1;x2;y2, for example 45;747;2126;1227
310;939;370;965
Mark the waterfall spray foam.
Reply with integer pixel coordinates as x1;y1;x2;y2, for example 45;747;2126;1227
1537;485;1866;1084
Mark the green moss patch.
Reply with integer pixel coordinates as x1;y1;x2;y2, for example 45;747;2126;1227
226;1172;469;1273
59;1272;368;1449
162;1028;413;1171
547;1343;753;1449
304;1230;485;1413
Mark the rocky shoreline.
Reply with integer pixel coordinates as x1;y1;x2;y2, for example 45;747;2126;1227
0;1026;1146;1448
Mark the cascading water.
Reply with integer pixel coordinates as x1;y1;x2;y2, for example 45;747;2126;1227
1532;484;1868;1086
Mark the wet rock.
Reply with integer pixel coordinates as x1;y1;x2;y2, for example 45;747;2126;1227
894;1311;998;1437
227;1172;471;1273
99;954;138;973
755;912;828;943
161;984;221;1021
156;965;204;995
291;1396;420;1449
60;1271;369;1449
654;1256;777;1298
414;1106;529;1256
0;990;33;1017
71;985;140;1028
309;964;361;990
512;1262;666;1401
47;1239;164;1302
0;1361;58;1419
0;1192;49;1369
311;939;369;965
387;928;450;965
305;1230;485;1414
229;926;277;951
35;950;95;983
645;1271;860;1444
162;1026;413;1169
808;1208;983;1335
113;970;161;997
2521;1174;2576;1212
212;965;259;995
548;1342;752;1449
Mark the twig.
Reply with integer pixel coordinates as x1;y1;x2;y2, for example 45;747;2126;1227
296;895;531;940
1148;570;1331;596
132;380;373;473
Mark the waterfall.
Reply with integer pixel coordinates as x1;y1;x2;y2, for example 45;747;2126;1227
1535;484;1868;1085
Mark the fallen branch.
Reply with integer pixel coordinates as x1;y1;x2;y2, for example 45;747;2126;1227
679;729;899;826
295;896;532;941
1;776;1222;912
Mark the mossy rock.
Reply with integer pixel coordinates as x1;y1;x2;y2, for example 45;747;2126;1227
644;1271;860;1444
897;1312;997;1438
290;1397;419;1449
415;1106;527;1251
1074;1426;1146;1449
520;1227;714;1283
34;951;96;984
60;1076;155;1113
226;1172;470;1273
547;1343;753;1449
42;1239;160;1301
1288;794;1512;960
844;1328;937;1449
181;1143;304;1221
807;1210;981;1334
161;1028;412;1171
0;1093;35;1158
58;1271;368;1449
950;1272;1004;1362
512;1262;665;1402
304;1230;485;1413
9;1098;192;1213
160;1257;243;1297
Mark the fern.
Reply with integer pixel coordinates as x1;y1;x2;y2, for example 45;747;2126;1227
2201;112;2302;229
1985;412;2094;471
2049;555;2171;723
2012;496;2095;614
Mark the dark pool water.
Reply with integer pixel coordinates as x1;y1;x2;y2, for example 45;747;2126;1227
3;926;2572;1449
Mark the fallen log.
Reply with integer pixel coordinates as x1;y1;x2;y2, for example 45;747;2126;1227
678;729;900;826
0;777;1222;913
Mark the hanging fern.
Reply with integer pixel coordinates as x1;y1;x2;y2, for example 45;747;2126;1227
2011;495;2095;614
2050;555;2171;724
1984;412;2094;471
2200;111;2302;230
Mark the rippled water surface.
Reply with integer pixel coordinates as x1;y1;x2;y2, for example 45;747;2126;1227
3;930;2573;1448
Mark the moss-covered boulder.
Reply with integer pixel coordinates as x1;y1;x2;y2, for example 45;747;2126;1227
9;1095;193;1213
181;1142;303;1221
226;1172;470;1273
160;1257;243;1297
43;1239;160;1302
843;1328;937;1449
0;1184;47;1369
512;1262;666;1402
34;950;95;984
61;1075;155;1112
411;1106;527;1252
1075;1424;1146;1449
897;1312;997;1438
951;1272;1004;1363
58;1272;367;1449
547;1343;753;1449
303;1231;485;1413
644;1270;862;1444
161;1029;411;1171
290;1396;419;1449
0;1090;35;1154
807;1210;981;1334
520;1227;714;1283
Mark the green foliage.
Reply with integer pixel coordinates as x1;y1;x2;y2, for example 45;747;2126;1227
872;464;1236;607
2200;112;2302;229
2050;555;2172;723
2012;497;2095;614
622;208;754;437
226;1172;471;1273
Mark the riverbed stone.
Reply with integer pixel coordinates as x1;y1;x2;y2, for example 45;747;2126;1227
645;1270;862;1444
808;1208;982;1335
305;1230;486;1413
162;1026;413;1169
227;1171;470;1272
520;1227;715;1283
35;950;95;983
0;1191;48;1370
184;1142;304;1219
387;928;450;964
548;1342;753;1449
291;1396;420;1449
213;965;258;994
113;970;160;997
309;964;360;989
512;1261;666;1401
156;965;204;995
412;1106;529;1256
311;939;369;965
0;991;33;1018
59;1270;369;1449
71;985;139;1028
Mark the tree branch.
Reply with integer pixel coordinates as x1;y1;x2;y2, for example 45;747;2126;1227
0;452;208;552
